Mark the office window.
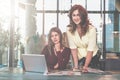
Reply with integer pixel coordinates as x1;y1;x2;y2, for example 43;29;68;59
88;14;102;47
105;14;114;52
44;13;57;35
36;0;43;10
106;0;115;11
87;0;101;11
59;13;69;33
59;0;71;10
72;0;85;7
36;13;43;35
44;0;57;10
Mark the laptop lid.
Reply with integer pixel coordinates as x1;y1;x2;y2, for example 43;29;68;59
22;54;48;74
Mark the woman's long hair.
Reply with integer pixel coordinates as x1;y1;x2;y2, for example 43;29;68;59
68;4;91;35
48;27;63;50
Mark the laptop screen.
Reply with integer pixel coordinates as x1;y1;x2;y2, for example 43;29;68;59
22;54;48;74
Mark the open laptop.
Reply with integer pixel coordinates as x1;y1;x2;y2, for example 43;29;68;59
22;54;48;75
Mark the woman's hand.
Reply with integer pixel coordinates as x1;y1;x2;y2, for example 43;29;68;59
82;66;88;73
54;63;59;69
82;51;93;73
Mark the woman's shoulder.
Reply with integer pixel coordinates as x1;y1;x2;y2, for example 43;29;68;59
42;45;51;52
67;28;77;36
88;25;97;31
89;24;95;29
42;45;53;55
41;45;48;54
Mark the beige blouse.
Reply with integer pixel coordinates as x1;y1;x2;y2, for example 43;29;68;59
67;25;98;60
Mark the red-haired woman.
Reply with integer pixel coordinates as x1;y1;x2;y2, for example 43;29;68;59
67;4;99;72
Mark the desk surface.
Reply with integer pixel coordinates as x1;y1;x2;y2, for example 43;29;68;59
0;67;120;80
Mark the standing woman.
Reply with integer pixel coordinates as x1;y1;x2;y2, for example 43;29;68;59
41;27;71;71
67;4;99;72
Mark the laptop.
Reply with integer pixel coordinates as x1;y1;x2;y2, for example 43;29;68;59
22;54;48;75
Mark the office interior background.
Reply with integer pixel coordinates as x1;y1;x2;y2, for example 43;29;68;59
0;0;120;71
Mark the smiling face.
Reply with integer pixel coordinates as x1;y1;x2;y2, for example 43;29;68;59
72;9;81;25
51;31;60;45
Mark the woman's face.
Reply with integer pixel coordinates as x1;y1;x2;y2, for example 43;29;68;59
72;9;81;25
51;31;60;44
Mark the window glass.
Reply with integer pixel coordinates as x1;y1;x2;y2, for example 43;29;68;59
88;14;102;48
88;14;101;29
59;0;71;10
35;0;57;10
105;0;115;11
105;13;120;52
59;13;69;33
0;0;11;68
36;13;43;35
105;14;114;52
44;0;57;10
72;0;85;7
36;0;57;10
36;0;43;10
37;13;57;35
44;13;57;35
87;0;101;11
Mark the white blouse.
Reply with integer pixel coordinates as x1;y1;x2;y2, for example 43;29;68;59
67;25;98;60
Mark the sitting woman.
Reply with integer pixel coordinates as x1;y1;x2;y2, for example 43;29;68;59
41;27;71;71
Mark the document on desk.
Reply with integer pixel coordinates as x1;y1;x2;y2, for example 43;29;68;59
47;70;81;76
87;68;105;74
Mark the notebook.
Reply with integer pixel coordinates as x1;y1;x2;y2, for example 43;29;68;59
22;54;48;75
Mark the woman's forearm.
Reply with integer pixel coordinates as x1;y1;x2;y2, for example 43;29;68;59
71;49;79;68
84;51;93;67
